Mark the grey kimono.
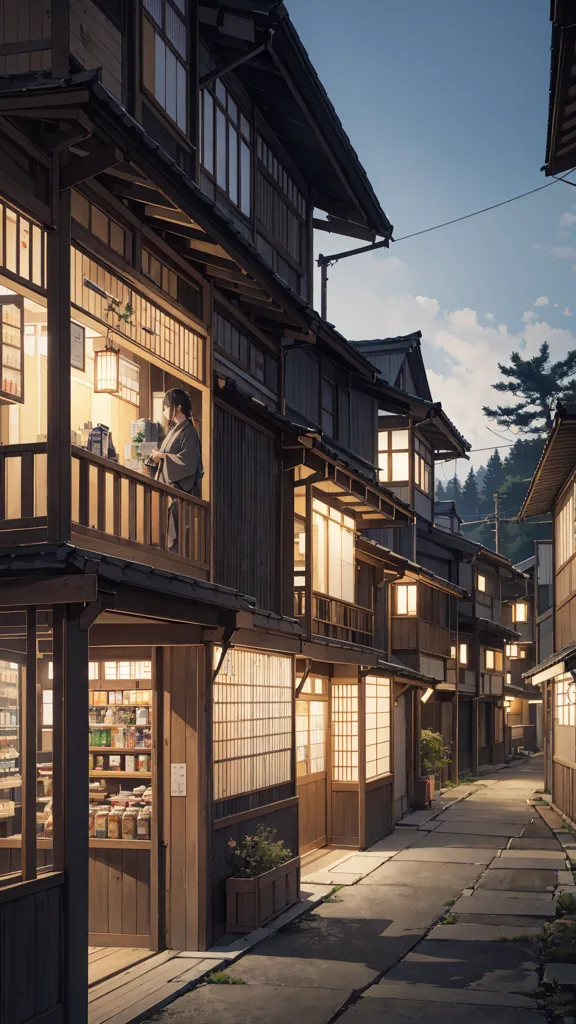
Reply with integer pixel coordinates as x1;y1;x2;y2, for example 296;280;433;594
157;418;203;550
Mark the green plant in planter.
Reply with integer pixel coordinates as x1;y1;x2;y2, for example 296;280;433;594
228;824;293;878
421;729;451;777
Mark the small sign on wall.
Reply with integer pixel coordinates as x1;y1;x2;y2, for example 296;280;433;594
71;321;85;371
170;763;186;797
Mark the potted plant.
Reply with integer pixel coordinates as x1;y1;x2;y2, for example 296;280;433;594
226;824;300;933
415;729;451;808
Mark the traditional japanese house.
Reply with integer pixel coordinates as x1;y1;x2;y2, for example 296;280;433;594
502;554;543;755
0;1;418;1020
349;334;471;782
520;405;576;818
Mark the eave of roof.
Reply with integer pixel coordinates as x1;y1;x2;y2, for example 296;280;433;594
357;536;468;598
523;640;576;679
520;404;576;518
544;1;576;175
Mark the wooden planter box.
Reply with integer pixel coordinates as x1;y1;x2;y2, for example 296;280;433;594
414;775;435;809
226;857;300;933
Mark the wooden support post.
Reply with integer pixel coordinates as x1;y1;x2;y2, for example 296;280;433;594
305;483;314;640
452;687;459;784
47;155;71;542
53;604;89;1024
414;689;422;782
358;672;366;849
22;606;37;881
281;468;295;618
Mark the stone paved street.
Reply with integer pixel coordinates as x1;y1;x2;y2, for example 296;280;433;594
152;757;557;1024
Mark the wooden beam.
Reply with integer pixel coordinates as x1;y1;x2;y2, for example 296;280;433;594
53;605;89;1024
144;205;198;226
0;576;98;607
60;145;124;190
110;583;237;627
89;623;204;646
47;153;72;542
22;608;37;881
111;181;174;205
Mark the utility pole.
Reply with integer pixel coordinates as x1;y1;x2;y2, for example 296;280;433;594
493;491;501;553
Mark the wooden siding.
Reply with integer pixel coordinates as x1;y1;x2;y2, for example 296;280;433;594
88;847;151;945
556;553;576;649
297;774;327;854
350;390;377;466
213;404;281;612
331;787;359;847
284;347;319;426
70;0;123;99
0;0;52;75
0;877;64;1024
364;777;393;848
553;759;576;823
161;645;207;954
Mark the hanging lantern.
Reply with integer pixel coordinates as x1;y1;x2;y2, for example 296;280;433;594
94;340;120;394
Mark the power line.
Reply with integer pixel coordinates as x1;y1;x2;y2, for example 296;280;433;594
392;171;575;244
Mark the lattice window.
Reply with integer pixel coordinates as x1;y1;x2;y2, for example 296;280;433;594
331;682;358;782
0;200;46;290
71;248;204;383
556;674;576;727
212;648;293;799
296;699;326;777
365;676;391;780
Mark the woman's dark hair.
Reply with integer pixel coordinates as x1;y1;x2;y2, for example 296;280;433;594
163;388;194;426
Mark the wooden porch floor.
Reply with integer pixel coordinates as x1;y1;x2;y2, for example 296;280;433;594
88;947;212;1024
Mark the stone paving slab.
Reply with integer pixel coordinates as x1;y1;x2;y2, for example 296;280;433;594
381;938;539;995
366;831;425;854
457;914;548;928
495;858;567;871
498;848;566;862
303;870;362;886
435;821;524;837
338;999;545;1023
398;810;437;827
365;980;537;1008
518;820;557;839
452;892;556;917
478;869;558;892
412;831;511;849
358;860;481;889
393;846;498;864
226;951;378;991
152;984;351;1023
509;838;563;851
437;807;533;822
428;923;542;942
543;962;576;986
535;806;564;830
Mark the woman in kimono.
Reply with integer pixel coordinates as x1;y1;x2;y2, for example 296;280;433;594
150;388;203;551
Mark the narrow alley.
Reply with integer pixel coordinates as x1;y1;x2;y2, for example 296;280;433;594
151;757;565;1024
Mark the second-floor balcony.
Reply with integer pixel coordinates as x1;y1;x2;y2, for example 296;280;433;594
0;441;210;576
294;586;374;647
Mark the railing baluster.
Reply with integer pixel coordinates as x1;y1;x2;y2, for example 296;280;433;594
97;467;106;533
0;454;5;521
113;473;121;536
20;451;34;518
128;479;137;541
143;486;151;546
78;456;89;526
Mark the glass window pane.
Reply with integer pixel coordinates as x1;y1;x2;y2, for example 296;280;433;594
166;3;186;57
313;512;327;594
216;108;227;189
165;46;177;122
396;585;407;615
143;0;162;25
71;190;89;227
202;90;214;174
154;33;166;109
5;208;17;273
215;78;226;106
391;452;409;480
328;518;342;599
240;113;251;140
391;430;408;450
341;526;355;604
240;140;251;216
228;125;238;205
176;59;187;131
228;96;238;123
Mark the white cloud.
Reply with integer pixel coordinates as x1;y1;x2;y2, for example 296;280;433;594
320;252;576;470
533;243;542;249
564;307;572;317
534;296;549;306
560;211;576;230
551;246;576;259
485;312;494;321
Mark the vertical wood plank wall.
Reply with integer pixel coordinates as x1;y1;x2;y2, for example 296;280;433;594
213;404;281;613
0;879;64;1024
161;645;207;953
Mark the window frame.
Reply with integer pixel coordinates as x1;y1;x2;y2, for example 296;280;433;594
459;642;468;666
296;695;327;778
477;573;486;593
142;0;189;135
365;676;391;781
512;601;528;623
413;435;432;495
312;499;356;604
395;583;417;617
485;648;503;673
199;79;252;218
377;428;410;484
555;485;576;568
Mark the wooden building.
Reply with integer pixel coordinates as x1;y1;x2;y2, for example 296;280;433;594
502;553;545;755
0;2;443;1020
520;405;576;818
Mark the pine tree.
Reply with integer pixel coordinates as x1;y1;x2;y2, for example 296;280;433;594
461;468;480;518
448;474;462;505
435;480;446;501
483;341;576;436
480;450;505;511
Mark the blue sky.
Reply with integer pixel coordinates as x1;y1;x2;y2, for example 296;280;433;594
287;0;576;470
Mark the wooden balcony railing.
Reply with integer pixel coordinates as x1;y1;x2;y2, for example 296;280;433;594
0;442;210;575
295;587;374;646
0;442;48;542
71;446;210;574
